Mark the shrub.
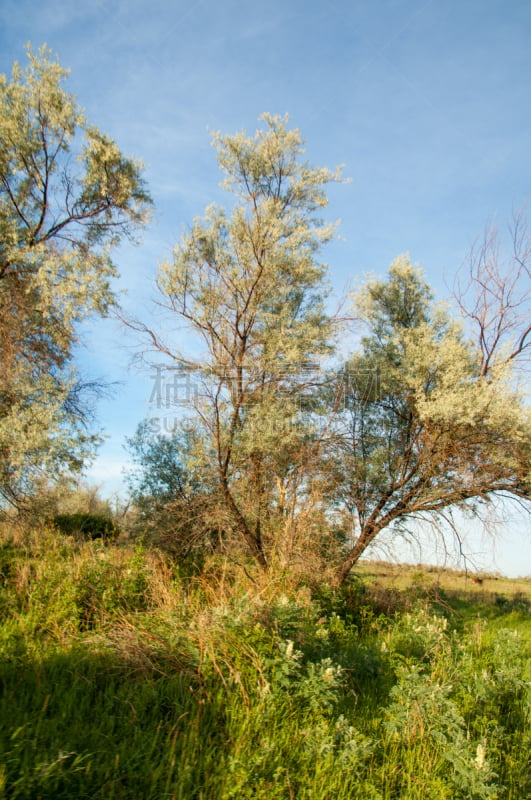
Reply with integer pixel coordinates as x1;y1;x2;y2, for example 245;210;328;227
53;513;119;542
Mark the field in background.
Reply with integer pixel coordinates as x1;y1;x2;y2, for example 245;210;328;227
356;559;531;608
0;526;529;799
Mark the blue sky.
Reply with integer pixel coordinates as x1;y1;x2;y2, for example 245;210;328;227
1;0;529;575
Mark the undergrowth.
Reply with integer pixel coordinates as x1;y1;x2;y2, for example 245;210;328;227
0;526;529;799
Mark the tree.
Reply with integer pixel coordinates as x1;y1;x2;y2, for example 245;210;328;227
453;211;531;378
324;256;530;584
126;420;200;509
124;419;224;557
0;45;151;505
131;114;340;567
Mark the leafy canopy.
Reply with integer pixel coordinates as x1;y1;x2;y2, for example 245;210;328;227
134;114;341;565
0;45;151;505
328;256;530;582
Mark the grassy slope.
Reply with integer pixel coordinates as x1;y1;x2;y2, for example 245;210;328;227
0;527;529;800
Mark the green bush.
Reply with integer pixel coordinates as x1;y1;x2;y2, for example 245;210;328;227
52;513;119;542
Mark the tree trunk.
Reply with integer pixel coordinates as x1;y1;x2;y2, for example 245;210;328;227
334;525;379;585
220;478;268;569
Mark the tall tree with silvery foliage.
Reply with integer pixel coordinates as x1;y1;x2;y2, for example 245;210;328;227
323;257;530;583
0;45;151;505
133;115;340;566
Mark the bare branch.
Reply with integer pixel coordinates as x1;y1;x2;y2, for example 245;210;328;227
453;209;531;377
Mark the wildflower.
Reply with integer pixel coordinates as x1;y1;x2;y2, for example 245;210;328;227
475;743;486;770
323;667;336;683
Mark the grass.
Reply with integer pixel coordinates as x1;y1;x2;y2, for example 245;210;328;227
0;525;529;799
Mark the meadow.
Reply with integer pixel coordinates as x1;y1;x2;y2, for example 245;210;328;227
0;525;529;799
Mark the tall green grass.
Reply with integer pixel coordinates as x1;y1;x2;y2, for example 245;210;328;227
0;526;529;799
